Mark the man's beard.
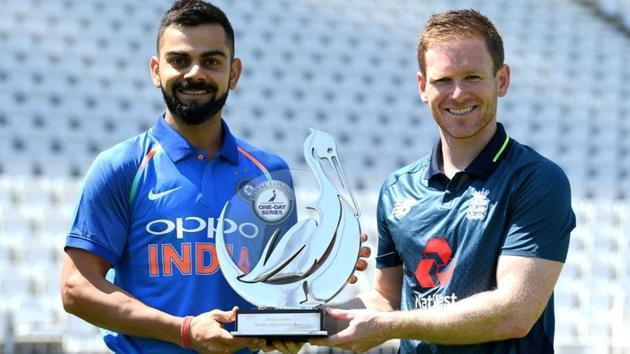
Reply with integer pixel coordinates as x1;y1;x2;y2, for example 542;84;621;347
162;79;229;125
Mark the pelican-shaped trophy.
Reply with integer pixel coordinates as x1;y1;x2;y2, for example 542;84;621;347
215;129;361;308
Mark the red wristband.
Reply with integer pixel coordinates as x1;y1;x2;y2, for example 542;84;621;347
181;316;193;349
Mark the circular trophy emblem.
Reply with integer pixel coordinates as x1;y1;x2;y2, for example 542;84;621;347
251;180;294;223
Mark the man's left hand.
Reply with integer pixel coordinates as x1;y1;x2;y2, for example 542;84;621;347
309;308;392;353
349;233;371;284
257;340;304;354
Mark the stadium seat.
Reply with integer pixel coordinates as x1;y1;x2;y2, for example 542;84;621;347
63;315;110;354
11;298;63;349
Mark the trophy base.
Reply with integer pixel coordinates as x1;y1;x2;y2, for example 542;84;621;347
232;308;328;340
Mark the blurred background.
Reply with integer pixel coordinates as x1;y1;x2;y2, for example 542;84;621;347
1;0;629;353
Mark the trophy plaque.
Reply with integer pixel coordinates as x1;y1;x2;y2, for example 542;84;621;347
215;129;361;339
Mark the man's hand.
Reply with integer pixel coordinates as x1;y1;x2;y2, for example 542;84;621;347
258;339;304;354
189;307;262;354
349;233;372;284
309;308;392;353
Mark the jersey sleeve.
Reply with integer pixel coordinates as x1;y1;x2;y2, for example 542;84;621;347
375;183;403;268
501;161;576;262
66;147;137;265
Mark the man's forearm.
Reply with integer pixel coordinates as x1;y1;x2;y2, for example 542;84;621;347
385;289;525;344
331;288;398;312
358;289;399;311
64;274;183;345
354;266;403;312
385;256;561;345
61;255;183;346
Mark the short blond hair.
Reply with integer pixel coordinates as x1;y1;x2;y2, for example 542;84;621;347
418;9;504;76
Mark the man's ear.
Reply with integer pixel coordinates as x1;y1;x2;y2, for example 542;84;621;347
229;58;243;89
417;72;429;103
496;64;510;97
149;56;161;88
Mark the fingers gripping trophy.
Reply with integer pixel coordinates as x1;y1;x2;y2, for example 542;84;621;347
215;129;361;339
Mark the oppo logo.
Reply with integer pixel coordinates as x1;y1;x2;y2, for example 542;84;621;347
146;217;259;239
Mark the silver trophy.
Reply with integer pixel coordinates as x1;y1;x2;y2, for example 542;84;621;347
215;129;361;339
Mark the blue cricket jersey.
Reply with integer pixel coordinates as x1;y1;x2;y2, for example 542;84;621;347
376;123;576;354
66;114;294;353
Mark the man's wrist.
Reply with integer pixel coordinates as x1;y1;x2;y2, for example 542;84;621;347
180;316;193;349
373;311;394;341
381;310;409;340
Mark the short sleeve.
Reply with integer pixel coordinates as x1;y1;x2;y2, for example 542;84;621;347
375;183;402;268
65;149;136;265
502;161;576;262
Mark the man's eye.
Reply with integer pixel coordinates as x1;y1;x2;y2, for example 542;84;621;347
204;58;220;66
170;57;188;66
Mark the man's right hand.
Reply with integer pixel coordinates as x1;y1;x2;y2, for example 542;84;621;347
189;306;262;353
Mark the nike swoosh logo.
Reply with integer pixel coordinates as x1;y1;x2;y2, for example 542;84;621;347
148;186;182;200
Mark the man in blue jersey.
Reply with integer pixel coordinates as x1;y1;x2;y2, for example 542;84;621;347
311;9;576;354
60;1;369;353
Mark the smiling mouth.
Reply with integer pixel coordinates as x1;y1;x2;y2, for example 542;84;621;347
446;106;476;115
178;89;213;96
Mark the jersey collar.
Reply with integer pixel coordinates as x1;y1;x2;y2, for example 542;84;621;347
150;113;240;165
425;122;511;180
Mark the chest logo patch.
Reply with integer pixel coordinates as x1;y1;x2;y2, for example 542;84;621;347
466;189;490;220
390;198;419;218
414;237;456;288
148;186;182;201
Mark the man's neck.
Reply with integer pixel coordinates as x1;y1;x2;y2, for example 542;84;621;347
165;111;223;157
440;123;496;179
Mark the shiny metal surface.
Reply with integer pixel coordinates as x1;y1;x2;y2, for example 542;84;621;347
216;129;361;307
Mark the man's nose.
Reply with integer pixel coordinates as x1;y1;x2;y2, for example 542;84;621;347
184;64;203;80
451;82;467;101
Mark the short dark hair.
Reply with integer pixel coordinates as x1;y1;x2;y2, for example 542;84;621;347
418;9;504;76
157;0;235;57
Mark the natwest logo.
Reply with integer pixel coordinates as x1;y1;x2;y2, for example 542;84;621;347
414;237;456;288
146;217;259;240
